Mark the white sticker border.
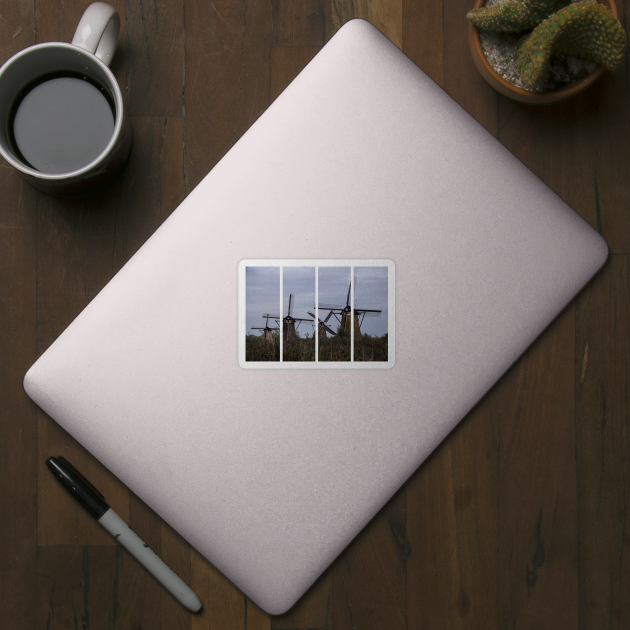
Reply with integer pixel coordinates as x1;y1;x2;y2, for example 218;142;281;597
238;259;395;369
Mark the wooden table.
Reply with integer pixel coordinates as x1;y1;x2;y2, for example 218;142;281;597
1;1;628;628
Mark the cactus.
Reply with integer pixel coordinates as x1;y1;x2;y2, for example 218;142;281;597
467;0;568;33
516;1;627;85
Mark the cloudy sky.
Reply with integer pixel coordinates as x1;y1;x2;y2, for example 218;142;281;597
353;266;388;336
246;266;280;335
283;267;316;337
246;265;388;337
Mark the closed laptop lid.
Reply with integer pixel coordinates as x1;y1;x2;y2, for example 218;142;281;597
24;19;607;614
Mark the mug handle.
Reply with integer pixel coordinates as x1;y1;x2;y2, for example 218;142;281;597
71;2;120;67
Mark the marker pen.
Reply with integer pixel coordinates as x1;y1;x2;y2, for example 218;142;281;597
46;456;202;613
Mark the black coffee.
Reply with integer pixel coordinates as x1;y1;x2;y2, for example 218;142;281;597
10;73;115;174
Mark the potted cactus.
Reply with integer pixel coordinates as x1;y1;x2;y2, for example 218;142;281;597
467;0;627;103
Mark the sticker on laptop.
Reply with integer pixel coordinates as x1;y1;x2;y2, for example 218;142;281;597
238;260;394;369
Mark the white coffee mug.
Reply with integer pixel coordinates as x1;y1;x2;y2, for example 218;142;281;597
0;2;132;197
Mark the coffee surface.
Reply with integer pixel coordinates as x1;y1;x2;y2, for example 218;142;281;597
12;74;115;174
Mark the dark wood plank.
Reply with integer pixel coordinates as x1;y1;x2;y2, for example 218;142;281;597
190;550;247;630
126;0;183;117
184;0;272;192
0;128;38;630
1;1;627;627
582;71;630;254
407;393;499;629
0;0;36;54
272;0;331;46
402;0;444;88
331;0;402;48
270;47;321;103
159;117;187;219
112;116;185;270
0;5;39;629
495;67;630;258
497;305;578;628
491;18;628;627
36;0;127;94
36;0;121;44
443;0;497;131
37;415;129;546
108;494;192;629
331;486;407;630
271;573;332;629
36;545;118;630
576;256;630;629
189;557;270;630
496;97;598;225
247;599;272;630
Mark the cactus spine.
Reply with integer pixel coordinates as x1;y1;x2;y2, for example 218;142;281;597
516;1;627;85
467;0;568;33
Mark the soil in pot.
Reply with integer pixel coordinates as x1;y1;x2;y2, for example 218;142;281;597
479;0;598;92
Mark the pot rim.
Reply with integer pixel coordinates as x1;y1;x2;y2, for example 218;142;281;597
468;0;618;103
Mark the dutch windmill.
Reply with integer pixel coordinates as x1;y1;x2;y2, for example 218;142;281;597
318;275;382;341
307;310;336;339
282;294;313;341
251;314;279;342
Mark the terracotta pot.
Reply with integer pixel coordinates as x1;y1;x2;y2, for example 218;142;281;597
468;0;619;103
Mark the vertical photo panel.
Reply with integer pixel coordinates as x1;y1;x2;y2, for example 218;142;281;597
282;267;316;362
317;266;351;362
354;266;388;362
245;266;280;361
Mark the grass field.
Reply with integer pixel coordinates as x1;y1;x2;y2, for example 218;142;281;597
318;335;351;361
283;337;315;361
354;334;388;362
245;333;388;362
245;335;280;361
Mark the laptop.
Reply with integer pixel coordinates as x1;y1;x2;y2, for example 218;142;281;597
23;19;608;614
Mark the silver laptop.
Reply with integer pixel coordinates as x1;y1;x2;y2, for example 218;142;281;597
24;19;607;614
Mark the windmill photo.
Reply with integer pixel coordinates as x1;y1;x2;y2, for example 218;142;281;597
318;275;381;341
307;310;336;339
282;294;313;341
251;314;279;342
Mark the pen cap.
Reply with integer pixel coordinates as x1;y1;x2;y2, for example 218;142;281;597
46;456;110;519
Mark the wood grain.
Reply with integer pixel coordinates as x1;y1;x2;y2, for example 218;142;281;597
493;57;630;258
576;256;630;629
271;573;332;629
332;0;403;48
331;486;408;630
443;0;497;131
403;0;444;87
583;72;630;254
190;549;248;630
126;0;184;117
497;304;579;629
37;416;129;546
35;0;127;96
184;0;271;191
112;116;185;269
1;0;629;627
407;392;499;629
36;545;119;630
0;5;38;629
0;150;38;630
270;47;321;103
113;495;192;629
271;0;331;46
